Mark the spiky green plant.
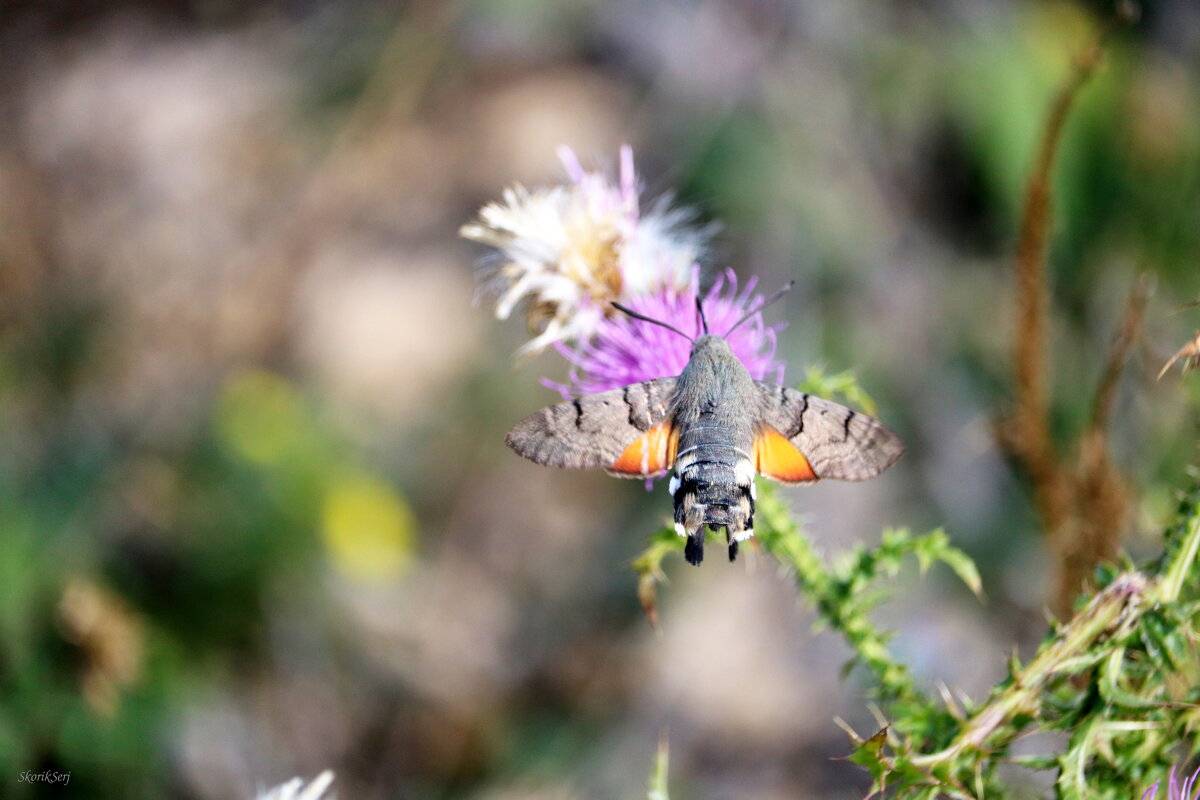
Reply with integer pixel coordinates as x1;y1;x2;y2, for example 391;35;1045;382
637;371;1200;799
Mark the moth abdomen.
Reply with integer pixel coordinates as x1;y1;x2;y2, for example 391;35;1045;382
669;407;758;566
672;467;755;565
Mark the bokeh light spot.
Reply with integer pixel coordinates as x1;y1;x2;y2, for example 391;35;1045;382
321;472;415;583
216;370;307;466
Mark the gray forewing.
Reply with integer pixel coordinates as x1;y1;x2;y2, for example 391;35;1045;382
505;378;677;469
755;383;904;481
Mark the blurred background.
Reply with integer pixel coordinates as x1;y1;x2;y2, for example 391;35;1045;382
1;0;1199;797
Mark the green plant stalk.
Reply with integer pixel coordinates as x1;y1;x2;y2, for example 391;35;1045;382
1155;512;1200;604
911;573;1146;769
755;485;919;703
647;732;670;800
637;456;1200;798
905;488;1200;783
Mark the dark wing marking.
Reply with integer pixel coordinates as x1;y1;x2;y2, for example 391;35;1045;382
754;383;904;481
506;378;678;475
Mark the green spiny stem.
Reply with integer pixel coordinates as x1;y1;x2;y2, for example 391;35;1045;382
910;573;1145;769
901;470;1200;789
636;468;1200;798
755;484;920;704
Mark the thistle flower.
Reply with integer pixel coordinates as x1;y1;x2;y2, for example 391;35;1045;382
256;771;335;800
461;145;707;355
1142;765;1200;800
549;268;786;398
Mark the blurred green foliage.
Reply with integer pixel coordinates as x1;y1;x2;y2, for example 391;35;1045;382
0;343;414;796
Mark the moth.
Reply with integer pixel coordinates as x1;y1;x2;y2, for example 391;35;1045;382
506;285;904;565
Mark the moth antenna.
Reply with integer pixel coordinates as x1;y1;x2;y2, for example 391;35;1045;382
695;295;710;335
724;280;795;337
611;302;695;343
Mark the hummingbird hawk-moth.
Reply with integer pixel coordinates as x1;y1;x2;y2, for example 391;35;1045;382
505;286;904;565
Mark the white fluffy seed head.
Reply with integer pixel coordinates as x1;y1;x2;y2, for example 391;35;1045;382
460;146;705;356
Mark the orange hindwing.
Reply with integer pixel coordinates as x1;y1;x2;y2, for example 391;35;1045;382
754;426;819;484
608;422;678;478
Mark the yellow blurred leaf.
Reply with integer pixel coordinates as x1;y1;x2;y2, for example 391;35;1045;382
322;472;416;582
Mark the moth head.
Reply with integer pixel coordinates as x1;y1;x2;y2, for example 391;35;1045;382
690;334;732;358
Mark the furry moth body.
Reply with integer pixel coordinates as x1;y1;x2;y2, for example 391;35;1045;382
506;334;904;565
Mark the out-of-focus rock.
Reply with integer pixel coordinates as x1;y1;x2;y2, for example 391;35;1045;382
456;68;630;192
296;244;482;430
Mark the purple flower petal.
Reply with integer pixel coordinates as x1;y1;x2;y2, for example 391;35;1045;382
551;268;787;399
